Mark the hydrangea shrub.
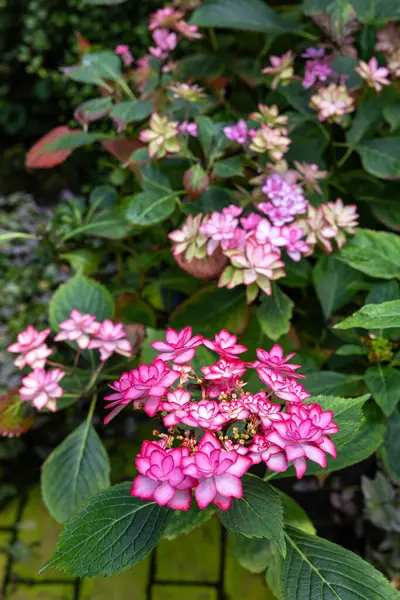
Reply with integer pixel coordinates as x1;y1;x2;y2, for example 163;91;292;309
2;0;400;596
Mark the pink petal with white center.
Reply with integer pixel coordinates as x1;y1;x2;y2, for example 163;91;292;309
292;457;307;479
154;481;176;505
285;444;305;462
131;475;159;499
319;436;336;458
174;348;196;364
195;478;217;509
213;492;233;511
265;452;288;472
214;473;242;498
226;455;252;477
303;444;327;467
167;489;192;511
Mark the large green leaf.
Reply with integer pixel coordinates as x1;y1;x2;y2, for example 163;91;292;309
381;409;400;484
190;0;298;33
109;100;153;125
339;229;400;279
163;504;214;540
349;0;400;22
278;490;316;535
335;300;400;330
305;372;365;397
42;483;169;577
74;98;112;125
365;366;400;416
383;100;400;132
346;96;383;145
277;527;400;600
213;156;244;178
230;534;272;574
125;191;176;226
49;274;114;331
356;137;400;179
257;284;293;341
0;231;36;243
217;474;285;556
67;51;122;87
42;421;110;523
313;256;361;319
278;416;384;478
62;207;131;241
171;285;248;335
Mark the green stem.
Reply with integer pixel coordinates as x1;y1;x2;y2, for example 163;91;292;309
337;147;353;169
209;28;218;51
84;361;105;394
264;471;278;482
87;393;98;422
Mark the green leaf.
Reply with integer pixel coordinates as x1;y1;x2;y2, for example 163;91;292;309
49;274;114;331
60;249;101;275
366;280;400;305
163;505;214;540
42;421;110;523
339;228;400;279
278;82;313;117
383;100;400;132
74;97;112;125
277;490;316;535
335;300;400;330
42;483;169;577
364;366;400;416
180;53;224;78
336;344;367;356
213;156;244;178
330;55;363;90
196;116;214;155
89;185;119;209
191;186;232;213
109;100;153;125
230;534;272;574
281;258;312;288
124;191;176;226
171;285;248;336
68;51;122;87
349;0;400;23
305;372;365;397
371;201;400;233
381;409;400;484
62;207;131;241
313;256;361;319
45;132;102;151
140;328;166;364
346;95;383;145
356;137;400;179
257;284;293;341
285;121;328;164
190;0;299;33
217;474;285;556
278;527;400;600
0;231;36;243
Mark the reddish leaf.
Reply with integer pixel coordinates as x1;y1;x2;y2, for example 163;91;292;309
26;126;84;169
0;388;34;438
76;32;92;54
101;138;144;174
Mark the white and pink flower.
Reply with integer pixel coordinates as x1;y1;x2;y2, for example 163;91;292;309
8;326;52;370
89;320;132;362
182;432;252;510
54;310;100;350
152;326;203;364
19;368;65;412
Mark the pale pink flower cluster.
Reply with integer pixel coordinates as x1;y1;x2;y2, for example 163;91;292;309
375;24;400;78
115;44;134;67
355;57;390;92
9;311;132;413
222;105;291;163
105;328;338;510
310;83;355;124
170;191;358;300
262;51;294;89
148;6;201;60
301;47;333;89
55;310;132;361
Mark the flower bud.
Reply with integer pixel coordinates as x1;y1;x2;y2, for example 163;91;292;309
183;165;210;199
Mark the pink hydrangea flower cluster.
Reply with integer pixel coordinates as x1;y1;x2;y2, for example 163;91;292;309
170;189;358;301
105;328;338;510
301;47;334;89
8;311;132;413
148;6;201;60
